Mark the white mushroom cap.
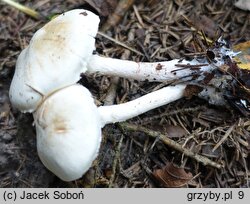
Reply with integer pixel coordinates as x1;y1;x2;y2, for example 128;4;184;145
9;9;100;112
33;83;186;181
33;84;102;181
235;0;250;11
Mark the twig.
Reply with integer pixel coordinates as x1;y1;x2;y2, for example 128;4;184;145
104;77;120;105
135;106;205;125
133;5;145;27
119;122;223;169
4;0;142;57
103;28;135;105
1;0;41;19
109;135;124;187
97;31;143;56
212;124;235;152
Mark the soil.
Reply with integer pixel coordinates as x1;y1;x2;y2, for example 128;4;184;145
0;0;249;187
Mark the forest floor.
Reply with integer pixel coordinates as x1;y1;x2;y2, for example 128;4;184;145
0;0;249;187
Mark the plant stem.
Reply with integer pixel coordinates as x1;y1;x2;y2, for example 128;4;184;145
119;122;223;169
1;0;41;19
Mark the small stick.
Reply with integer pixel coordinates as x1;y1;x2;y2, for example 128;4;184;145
212;124;235;152
109;135;124;187
97;31;143;56
136;106;205;125
103;28;135;105
133;5;145;27
119;122;223;169
104;77;120;105
1;0;41;19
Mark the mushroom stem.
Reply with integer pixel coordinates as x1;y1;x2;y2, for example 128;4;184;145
98;84;186;127
87;54;215;82
87;37;238;83
33;83;185;181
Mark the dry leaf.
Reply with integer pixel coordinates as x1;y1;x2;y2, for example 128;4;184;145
202;72;215;85
148;124;186;138
153;163;193;187
184;84;203;99
219;44;250;116
233;41;250;71
165;125;187;138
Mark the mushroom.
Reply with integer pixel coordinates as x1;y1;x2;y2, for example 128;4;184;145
235;0;250;11
9;9;237;181
33;84;185;181
9;9;100;113
33;85;102;181
87;55;215;82
9;9;236;113
85;38;238;83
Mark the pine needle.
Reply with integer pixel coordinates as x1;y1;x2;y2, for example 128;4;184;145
1;0;41;19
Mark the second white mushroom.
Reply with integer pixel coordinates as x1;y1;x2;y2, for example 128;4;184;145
9;8;237;182
33;84;185;181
